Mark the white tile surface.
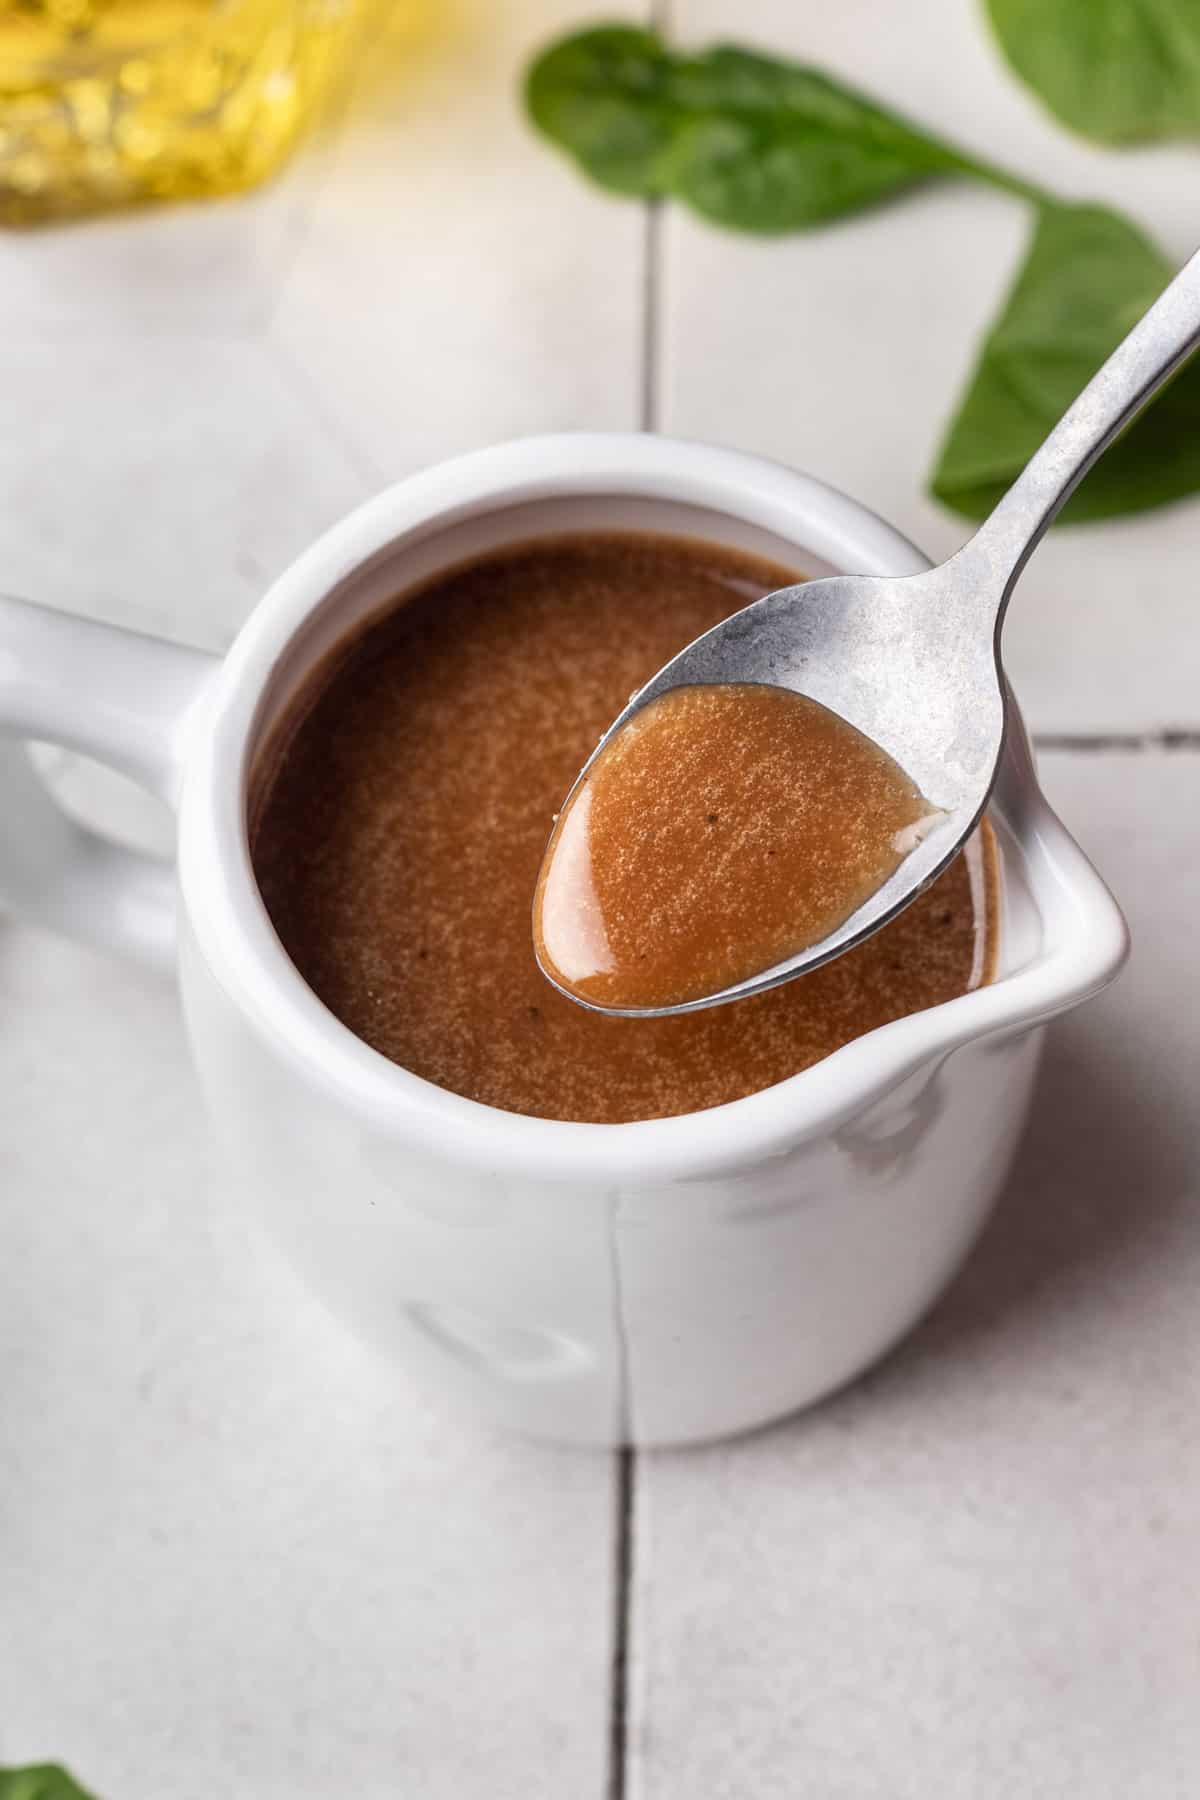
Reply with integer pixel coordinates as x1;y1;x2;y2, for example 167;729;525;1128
0;338;365;649
663;0;1200;735
271;0;648;483
627;749;1200;1800
0;927;614;1800
4;0;1200;1792
0;6;410;338
0;159;315;339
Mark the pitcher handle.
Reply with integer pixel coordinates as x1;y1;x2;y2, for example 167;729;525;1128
0;595;219;972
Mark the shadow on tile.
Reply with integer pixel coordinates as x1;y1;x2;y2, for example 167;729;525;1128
859;1007;1192;1402
697;1004;1192;1458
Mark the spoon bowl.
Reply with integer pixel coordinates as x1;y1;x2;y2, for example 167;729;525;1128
534;562;1005;1017
538;245;1200;1017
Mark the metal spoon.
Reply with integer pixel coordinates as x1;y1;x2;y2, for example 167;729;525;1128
542;247;1200;1018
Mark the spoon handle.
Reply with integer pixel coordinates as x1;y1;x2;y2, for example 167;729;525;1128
954;243;1200;615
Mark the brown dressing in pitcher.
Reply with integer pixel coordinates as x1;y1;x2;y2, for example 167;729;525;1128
251;533;997;1124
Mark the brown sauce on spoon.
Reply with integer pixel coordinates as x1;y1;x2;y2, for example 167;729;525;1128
534;682;935;1011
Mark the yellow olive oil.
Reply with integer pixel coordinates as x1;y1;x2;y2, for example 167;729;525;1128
0;0;362;221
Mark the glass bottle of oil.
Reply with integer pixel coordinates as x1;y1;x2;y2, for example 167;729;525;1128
0;0;364;223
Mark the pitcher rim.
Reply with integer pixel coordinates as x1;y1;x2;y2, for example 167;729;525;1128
177;433;1130;1185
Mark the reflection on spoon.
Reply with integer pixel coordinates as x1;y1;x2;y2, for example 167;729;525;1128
533;786;616;984
533;681;935;1015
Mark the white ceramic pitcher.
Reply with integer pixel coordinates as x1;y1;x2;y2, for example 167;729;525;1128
0;436;1128;1447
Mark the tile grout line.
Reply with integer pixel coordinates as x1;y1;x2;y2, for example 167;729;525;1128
607;1447;636;1800
638;200;661;434
611;6;670;1792
1034;730;1200;752
639;0;670;437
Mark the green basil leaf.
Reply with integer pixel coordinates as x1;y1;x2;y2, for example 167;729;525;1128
526;25;1200;523
930;202;1200;522
525;26;969;232
987;0;1200;143
0;1769;102;1800
525;26;677;199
